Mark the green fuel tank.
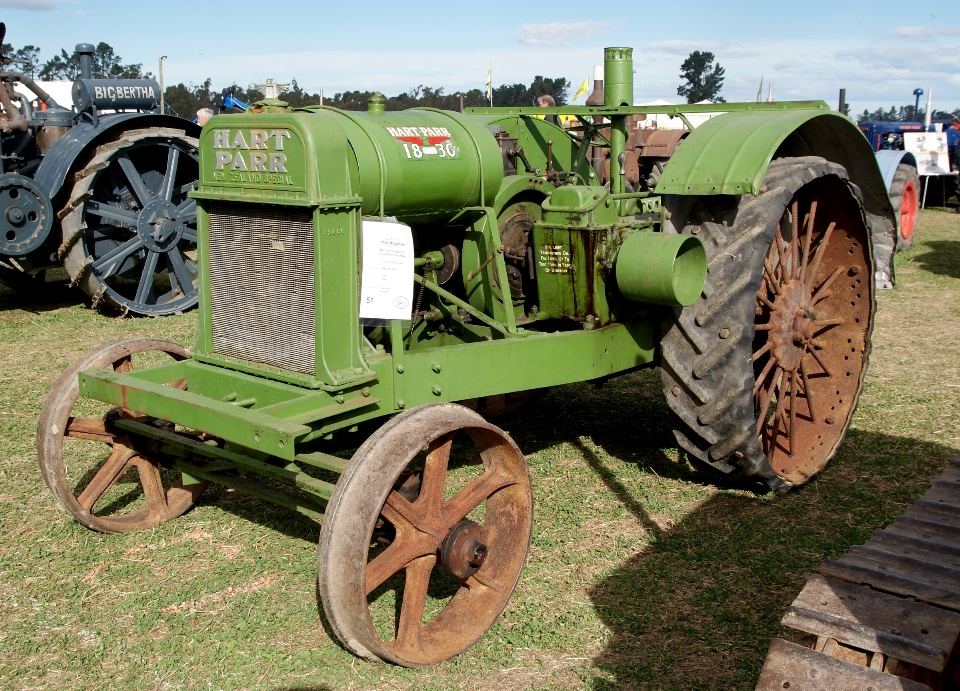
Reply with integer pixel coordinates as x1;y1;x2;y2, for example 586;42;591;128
196;96;502;224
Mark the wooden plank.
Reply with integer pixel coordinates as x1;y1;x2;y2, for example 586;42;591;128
821;550;960;612
781;575;960;671
905;502;960;528
755;638;932;691
867;531;960;570
885;516;960;551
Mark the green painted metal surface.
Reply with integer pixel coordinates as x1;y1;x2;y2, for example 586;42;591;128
653;109;881;196
615;232;706;306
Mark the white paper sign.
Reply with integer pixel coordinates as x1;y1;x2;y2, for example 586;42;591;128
359;220;414;321
904;132;951;176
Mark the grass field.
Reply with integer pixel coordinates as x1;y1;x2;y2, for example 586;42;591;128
2;209;960;691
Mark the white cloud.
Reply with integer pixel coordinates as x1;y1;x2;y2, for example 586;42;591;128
0;0;62;9
516;21;609;47
890;25;960;38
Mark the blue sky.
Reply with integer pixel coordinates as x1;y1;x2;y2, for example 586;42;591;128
2;0;958;114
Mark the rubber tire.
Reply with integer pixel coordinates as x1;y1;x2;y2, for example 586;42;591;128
659;156;873;493
890;163;919;251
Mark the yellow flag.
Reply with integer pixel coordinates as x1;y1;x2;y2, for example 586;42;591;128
573;77;589;102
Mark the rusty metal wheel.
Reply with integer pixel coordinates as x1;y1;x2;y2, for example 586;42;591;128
37;338;207;533
318;403;532;667
661;157;875;491
753;181;873;485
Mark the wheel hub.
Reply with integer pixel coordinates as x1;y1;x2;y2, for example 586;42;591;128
440;519;488;581
767;279;816;372
137;199;185;252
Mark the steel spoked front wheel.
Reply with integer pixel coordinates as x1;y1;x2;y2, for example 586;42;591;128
318;403;533;667
61;128;199;317
37;338;207;533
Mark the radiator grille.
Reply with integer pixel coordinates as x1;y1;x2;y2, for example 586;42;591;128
207;202;316;374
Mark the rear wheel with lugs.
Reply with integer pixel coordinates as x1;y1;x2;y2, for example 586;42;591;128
37;338;207;533
889;163;919;251
60;128;199;316
318;403;532;667
661;157;875;491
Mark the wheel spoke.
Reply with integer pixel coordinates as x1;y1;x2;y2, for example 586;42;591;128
165;248;195;296
758;292;776;311
392;555;435;651
91;235;143;279
76;444;135;511
177;198;196;214
419;434;454;511
134;250;159;305
113;355;133;373
799;362;817;422
159;147;180;201
774;222;788;277
813;317;844;333
806;222;836;288
86;200;139;226
757;367;783;433
442;467;517;527
753;341;771;361
116;155;154;207
65;417;118;444
789;370;797;457
800;200;818;284
382;492;441;539
805;345;831;377
812;264;845;304
790;200;800;278
129;455;169;521
753;356;776;395
365;531;436;596
763;259;782;295
181;229;197;243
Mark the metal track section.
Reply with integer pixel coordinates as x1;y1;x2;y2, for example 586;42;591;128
756;460;960;690
207;202;316;374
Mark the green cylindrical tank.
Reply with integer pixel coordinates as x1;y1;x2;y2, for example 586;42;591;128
313;99;503;223
615;231;706;306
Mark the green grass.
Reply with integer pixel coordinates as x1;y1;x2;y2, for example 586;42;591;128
2;209;960;690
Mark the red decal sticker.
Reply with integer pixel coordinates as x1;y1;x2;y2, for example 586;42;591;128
427;136;450;145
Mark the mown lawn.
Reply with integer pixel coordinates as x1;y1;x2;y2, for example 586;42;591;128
2;209;959;691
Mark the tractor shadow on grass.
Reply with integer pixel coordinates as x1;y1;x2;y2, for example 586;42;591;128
909;240;960;280
0;272;88;313
585;428;958;691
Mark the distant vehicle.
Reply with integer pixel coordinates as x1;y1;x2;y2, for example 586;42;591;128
0;24;201;316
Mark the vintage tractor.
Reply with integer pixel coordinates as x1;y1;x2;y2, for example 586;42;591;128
37;48;896;666
0;24;201;315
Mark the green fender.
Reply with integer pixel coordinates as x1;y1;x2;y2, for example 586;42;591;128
654;109;898;288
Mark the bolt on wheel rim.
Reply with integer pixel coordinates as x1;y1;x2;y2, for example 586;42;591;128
753;181;873;484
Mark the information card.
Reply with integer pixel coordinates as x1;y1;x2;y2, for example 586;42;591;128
359;220;415;321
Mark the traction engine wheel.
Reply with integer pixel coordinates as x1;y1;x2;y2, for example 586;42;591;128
37;338;207;533
661;157;875;491
890;163;919;251
60;128;199;316
318;403;533;667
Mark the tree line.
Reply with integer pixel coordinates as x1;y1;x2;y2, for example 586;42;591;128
857;105;960;123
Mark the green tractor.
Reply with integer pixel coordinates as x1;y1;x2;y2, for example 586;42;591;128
37;48;895;666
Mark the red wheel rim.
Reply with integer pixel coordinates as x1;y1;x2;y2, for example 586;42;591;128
900;179;918;241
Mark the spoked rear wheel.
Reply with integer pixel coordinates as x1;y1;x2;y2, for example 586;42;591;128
60;128;199;316
318;403;532;667
37;338;207;533
661;157;875;491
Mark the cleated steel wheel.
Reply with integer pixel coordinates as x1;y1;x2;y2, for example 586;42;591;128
37;338;207;533
318;403;532;667
60;128;199;317
661;157;875;491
